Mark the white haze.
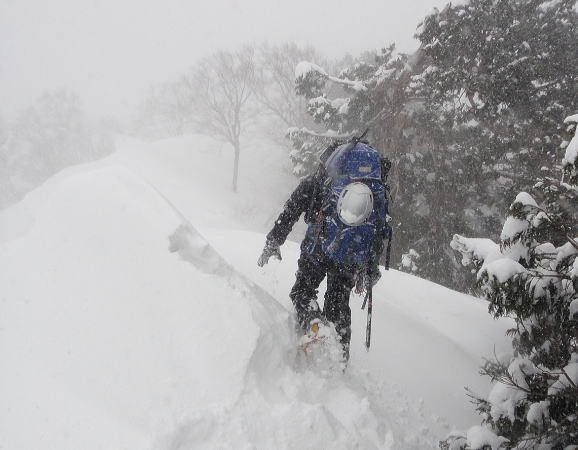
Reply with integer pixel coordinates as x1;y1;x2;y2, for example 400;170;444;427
0;0;446;120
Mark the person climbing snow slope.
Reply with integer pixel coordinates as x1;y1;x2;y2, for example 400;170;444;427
258;137;391;361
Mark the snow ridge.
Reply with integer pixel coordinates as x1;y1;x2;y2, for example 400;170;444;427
158;195;432;449
0;136;513;449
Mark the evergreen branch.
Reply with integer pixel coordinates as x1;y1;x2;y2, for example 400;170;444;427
499;373;532;394
326;75;367;92
538;177;578;195
533;253;558;258
533;364;561;381
287;127;356;140
520;203;578;253
527;271;573;281
533;207;574;246
566;236;578;253
559;367;578;390
530;79;567;94
494;169;519;179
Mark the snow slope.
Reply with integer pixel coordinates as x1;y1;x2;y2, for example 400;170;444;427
0;135;512;449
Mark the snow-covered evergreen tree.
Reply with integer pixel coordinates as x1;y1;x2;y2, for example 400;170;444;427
289;47;448;280
289;45;414;178
394;0;578;291
413;0;578;242
287;0;577;293
446;115;578;449
5;91;91;188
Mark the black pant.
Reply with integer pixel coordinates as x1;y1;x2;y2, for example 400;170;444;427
289;253;355;356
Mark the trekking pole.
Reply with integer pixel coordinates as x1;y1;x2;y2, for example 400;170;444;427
361;284;373;350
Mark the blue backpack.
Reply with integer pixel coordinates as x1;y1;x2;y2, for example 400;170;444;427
304;142;389;266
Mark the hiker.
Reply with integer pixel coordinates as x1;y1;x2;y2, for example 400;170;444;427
257;139;391;360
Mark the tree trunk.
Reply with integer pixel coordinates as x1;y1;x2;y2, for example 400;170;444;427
232;140;240;193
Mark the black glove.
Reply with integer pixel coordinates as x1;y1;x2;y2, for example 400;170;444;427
367;264;382;287
355;264;381;294
257;240;282;267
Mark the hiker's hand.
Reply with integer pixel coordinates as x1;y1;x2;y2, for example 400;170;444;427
355;271;369;294
368;264;382;287
355;265;381;294
355;275;366;294
257;240;282;267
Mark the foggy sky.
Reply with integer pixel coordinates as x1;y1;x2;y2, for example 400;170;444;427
0;0;445;120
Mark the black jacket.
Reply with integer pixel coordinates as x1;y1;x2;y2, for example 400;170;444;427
267;172;390;269
266;174;322;247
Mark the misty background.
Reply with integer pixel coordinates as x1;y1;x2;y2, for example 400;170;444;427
0;0;443;207
1;0;576;294
2;2;578;447
0;0;442;118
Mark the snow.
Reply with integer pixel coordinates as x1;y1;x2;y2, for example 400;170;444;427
548;362;578;394
331;97;350;115
0;134;513;449
572;256;578;279
539;0;564;11
401;249;419;272
513;191;538;208
451;235;530;292
0;165;261;449
500;220;529;259
564;141;578;168
466;425;509;450
295;61;327;80
557;240;578;264
529;267;564;300
498;192;539;261
509;357;536;388
527;400;550;426
570;299;578;317
327;74;367;92
374;66;397;83
488;358;535;422
532;211;549;228
424;38;441;50
535;242;556;257
308;96;331;116
450;235;501;266
562;114;578;167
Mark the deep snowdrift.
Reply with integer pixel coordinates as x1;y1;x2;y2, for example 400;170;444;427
0;135;512;449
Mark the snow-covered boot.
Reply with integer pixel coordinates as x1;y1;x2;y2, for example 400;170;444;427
299;318;330;355
297;319;347;374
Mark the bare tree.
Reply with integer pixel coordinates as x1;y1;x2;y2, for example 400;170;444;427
185;48;255;192
252;43;320;127
0;90;115;208
251;43;324;146
133;81;195;140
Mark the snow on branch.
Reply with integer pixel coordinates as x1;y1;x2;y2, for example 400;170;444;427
295;61;327;80
295;60;367;92
286;126;356;140
326;74;367;92
450;234;502;268
562;113;578;168
563;113;578;125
